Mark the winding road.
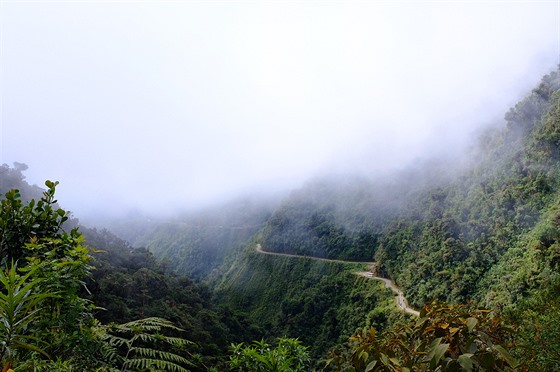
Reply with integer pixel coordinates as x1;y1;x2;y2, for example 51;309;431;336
255;244;419;316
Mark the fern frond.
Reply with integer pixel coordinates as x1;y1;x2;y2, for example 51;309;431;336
159;335;193;347
121;317;181;330
102;333;130;347
99;317;194;371
99;339;123;365
123;357;191;372
131;347;195;366
135;332;164;344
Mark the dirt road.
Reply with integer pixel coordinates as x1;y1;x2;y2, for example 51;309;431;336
255;244;419;316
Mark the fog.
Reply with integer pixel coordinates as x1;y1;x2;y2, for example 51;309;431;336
1;1;558;219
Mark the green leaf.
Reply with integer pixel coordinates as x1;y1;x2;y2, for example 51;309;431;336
380;353;391;366
466;317;478;332
428;338;449;369
365;360;377;372
458;353;473;371
493;345;519;368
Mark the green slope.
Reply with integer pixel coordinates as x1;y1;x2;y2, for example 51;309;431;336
213;241;403;365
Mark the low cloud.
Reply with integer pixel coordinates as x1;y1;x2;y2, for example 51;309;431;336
1;2;558;218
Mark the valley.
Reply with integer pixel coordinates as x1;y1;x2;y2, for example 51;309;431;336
0;66;559;370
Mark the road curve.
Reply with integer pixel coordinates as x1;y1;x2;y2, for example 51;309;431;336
255;244;419;317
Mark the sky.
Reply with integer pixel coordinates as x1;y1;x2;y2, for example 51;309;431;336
1;1;559;219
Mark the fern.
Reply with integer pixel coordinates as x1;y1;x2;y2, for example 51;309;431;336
100;317;195;372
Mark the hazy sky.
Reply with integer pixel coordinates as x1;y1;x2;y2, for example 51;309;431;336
1;1;559;218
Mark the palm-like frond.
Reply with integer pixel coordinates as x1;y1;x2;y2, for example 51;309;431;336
100;317;195;371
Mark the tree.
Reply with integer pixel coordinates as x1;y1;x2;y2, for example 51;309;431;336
0;181;70;267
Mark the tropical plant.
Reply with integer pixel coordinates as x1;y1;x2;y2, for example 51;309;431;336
99;317;195;372
0;263;55;370
22;235;100;367
0;180;206;370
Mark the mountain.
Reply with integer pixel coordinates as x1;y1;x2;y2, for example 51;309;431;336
118;66;560;369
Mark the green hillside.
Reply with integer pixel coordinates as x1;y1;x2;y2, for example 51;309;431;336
251;68;560;310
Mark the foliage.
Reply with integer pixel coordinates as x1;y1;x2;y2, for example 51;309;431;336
327;302;521;371
505;276;560;371
22;230;98;361
229;338;311;372
0;180;100;369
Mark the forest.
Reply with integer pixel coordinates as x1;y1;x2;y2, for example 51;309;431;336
0;66;559;370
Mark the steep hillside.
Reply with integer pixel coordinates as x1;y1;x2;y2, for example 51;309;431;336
259;160;465;258
253;67;560;311
375;67;560;308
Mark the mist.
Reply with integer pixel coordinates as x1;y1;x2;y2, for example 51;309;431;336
1;1;558;220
